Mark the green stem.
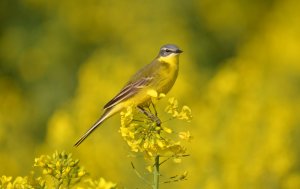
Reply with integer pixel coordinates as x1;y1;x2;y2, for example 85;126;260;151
153;155;160;189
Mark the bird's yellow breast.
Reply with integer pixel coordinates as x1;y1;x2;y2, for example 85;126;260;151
155;54;179;93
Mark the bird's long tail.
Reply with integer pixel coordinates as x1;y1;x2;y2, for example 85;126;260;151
74;108;113;147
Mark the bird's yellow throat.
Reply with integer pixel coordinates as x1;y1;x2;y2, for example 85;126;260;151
158;54;179;67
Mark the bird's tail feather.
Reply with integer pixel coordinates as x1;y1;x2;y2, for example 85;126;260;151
74;109;112;147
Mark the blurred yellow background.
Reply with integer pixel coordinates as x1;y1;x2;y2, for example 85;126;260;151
1;0;300;188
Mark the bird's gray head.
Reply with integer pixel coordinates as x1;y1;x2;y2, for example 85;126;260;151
159;44;183;57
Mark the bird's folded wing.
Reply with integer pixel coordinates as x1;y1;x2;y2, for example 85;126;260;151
103;76;153;110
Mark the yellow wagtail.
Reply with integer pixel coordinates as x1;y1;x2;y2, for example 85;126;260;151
74;44;183;146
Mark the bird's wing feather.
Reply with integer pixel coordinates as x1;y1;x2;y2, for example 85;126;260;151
103;76;153;109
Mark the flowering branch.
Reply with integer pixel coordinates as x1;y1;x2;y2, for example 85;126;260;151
119;94;192;188
1;151;117;189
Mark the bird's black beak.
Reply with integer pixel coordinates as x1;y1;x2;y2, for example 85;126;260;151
175;49;183;53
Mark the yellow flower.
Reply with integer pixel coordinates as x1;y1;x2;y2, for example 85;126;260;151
119;97;191;162
178;131;193;142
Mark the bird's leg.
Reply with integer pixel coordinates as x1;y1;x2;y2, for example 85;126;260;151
137;106;161;126
151;101;158;117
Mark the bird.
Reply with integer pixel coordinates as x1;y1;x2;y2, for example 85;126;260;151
74;44;183;147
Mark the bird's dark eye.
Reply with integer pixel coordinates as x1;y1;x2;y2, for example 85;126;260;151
159;48;174;56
